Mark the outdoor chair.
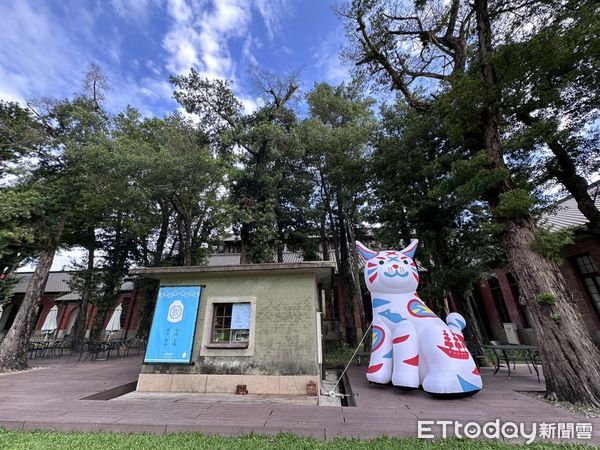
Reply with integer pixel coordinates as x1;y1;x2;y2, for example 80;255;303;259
27;341;50;359
489;340;513;370
79;341;111;362
50;339;72;357
106;339;127;358
125;337;147;357
465;340;487;368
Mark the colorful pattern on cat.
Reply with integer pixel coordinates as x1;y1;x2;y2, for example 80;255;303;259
357;239;482;397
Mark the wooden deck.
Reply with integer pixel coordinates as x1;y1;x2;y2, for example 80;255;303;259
0;356;597;443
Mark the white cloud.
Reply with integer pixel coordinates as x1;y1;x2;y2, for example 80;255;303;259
0;2;84;103
239;95;264;114
162;0;290;82
312;29;350;84
0;1;176;116
167;0;193;22
242;35;261;67
145;60;159;76
200;0;253;80
111;0;153;24
253;0;290;41
163;24;201;75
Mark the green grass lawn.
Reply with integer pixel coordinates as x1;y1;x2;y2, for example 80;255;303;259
0;429;589;449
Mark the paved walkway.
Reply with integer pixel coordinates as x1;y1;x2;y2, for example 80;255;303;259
0;356;598;444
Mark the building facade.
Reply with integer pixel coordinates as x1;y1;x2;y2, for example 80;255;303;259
476;183;600;346
132;262;335;396
0;272;142;340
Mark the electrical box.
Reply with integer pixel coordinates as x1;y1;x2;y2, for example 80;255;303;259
503;323;520;344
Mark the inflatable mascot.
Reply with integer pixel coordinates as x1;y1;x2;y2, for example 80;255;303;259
356;240;482;397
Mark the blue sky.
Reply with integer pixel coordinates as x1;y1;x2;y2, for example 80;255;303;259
0;0;349;118
2;0;350;271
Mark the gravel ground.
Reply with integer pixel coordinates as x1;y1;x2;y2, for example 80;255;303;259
0;366;48;377
522;391;600;418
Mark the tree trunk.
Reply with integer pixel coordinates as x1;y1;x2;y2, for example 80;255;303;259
91;304;109;341
337;196;361;344
319;168;341;266
319;208;330;261
518;114;600;235
0;247;56;372
343;204;366;342
545;140;600;235
276;221;284;263
475;0;600;406
458;291;486;346
136;280;158;339
183;215;193;266
502;220;600;405
239;223;250;264
153;200;170;265
74;243;94;347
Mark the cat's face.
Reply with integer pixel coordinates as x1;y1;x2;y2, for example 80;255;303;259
356;240;419;294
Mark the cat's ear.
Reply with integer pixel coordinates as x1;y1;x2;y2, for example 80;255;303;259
355;241;378;262
401;239;418;259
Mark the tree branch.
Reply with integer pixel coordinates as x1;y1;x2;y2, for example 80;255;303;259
355;13;431;112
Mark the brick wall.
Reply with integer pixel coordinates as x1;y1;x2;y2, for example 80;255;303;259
3;288;141;338
476;235;600;346
561;236;600;344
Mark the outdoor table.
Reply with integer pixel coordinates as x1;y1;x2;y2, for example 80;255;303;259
106;339;127;358
78;341;112;362
483;344;540;382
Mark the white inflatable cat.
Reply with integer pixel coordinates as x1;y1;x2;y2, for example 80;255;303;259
357;240;482;397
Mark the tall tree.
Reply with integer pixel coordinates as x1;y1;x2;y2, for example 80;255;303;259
497;0;600;233
0;102;47;302
373;99;500;346
343;0;600;405
136;112;230;267
474;0;600;405
172;69;312;263
303;81;376;343
0;96;99;369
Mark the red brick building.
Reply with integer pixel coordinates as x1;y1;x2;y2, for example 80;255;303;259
476;182;600;346
0;272;143;340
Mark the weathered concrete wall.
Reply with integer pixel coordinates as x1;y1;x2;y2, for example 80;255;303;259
141;271;319;377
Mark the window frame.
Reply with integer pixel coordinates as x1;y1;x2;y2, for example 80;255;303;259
488;276;511;324
505;272;531;328
571;253;600;320
202;297;255;352
207;302;252;348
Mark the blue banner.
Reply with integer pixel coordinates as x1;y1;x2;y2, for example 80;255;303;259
144;286;202;364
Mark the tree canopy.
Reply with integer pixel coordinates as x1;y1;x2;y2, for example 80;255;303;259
1;3;599;407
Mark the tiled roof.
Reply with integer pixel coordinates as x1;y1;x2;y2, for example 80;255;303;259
12;272;134;295
206;250;338;266
54;291;82;301
12;252;334;296
542;181;600;230
13;271;72;294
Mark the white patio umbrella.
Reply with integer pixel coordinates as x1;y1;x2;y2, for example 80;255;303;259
105;304;122;340
41;305;58;340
